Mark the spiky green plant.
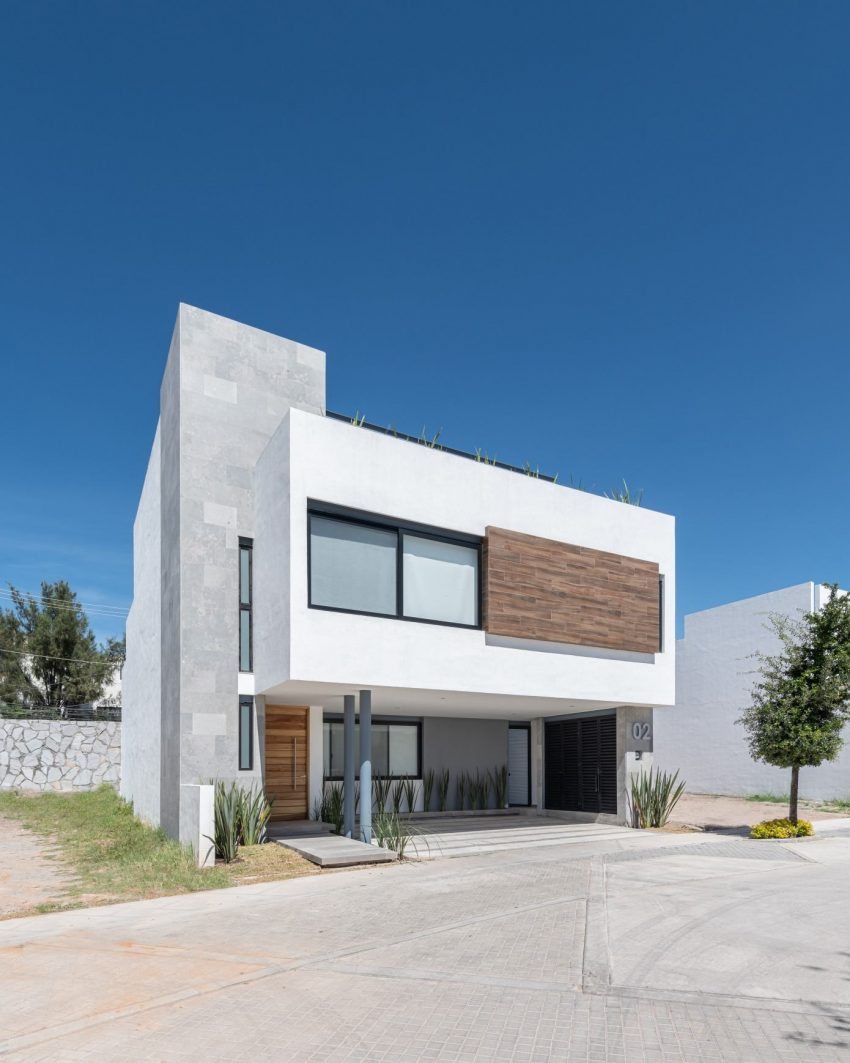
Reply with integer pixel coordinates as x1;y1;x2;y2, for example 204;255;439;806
391;778;405;814
209;781;241;863
239;782;272;845
373;812;432;859
456;771;468;811
628;768;685;829
417;425;443;449
403;777;418;813
492;764;508;808
351;409;366;426
437;768;450;812
324;781;345;834
373;775;391;814
423;769;435;812
606;480;644;506
467;770;481;810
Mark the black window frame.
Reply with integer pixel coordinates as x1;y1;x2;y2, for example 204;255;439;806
508;722;532;807
238;537;253;672
307;502;482;630
323;715;423;781
238;698;254;771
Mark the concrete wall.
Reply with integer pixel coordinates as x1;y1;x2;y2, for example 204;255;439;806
1;720;121;791
123;304;326;842
421;717;509;810
121;426;162;825
654;584;850;800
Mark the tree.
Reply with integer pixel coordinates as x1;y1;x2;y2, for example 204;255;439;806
738;586;850;823
0;581;124;710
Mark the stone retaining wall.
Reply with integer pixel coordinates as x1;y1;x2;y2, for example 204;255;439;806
0;719;121;791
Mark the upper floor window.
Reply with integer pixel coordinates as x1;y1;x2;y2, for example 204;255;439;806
308;505;480;629
239;538;253;671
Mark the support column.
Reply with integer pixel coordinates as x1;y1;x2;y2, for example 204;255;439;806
343;694;355;838
359;689;372;844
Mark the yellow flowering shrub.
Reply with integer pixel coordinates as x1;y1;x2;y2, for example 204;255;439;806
750;818;814;839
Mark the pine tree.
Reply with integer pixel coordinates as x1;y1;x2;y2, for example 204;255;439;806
0;581;124;710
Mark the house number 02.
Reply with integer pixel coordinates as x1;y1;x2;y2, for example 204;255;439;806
631;722;651;741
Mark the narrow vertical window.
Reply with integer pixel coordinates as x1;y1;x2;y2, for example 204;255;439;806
239;538;253;671
239;698;253;770
658;576;664;652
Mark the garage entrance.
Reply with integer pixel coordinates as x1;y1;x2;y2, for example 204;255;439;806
544;713;617;814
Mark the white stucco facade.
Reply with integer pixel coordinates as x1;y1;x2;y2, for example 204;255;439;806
124;305;676;835
654;583;850;801
255;408;675;718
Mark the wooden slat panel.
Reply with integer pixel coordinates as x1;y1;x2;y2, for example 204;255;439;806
484;527;661;653
264;705;309;821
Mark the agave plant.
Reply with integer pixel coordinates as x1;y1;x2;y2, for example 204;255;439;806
468;770;481;811
324;781;345;834
239;782;272;845
606;479;644;507
456;771;467;812
628;768;685;829
373;775;391;814
423;769;435;812
391;778;405;814
437;768;450;812
209;781;241;863
373;811;433;860
403;777;419;814
492;764;508;808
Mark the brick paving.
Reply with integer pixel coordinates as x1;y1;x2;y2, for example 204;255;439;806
1;824;849;1062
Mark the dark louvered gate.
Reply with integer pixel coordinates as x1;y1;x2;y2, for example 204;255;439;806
544;713;617;814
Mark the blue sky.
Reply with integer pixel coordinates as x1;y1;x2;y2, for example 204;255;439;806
1;2;848;643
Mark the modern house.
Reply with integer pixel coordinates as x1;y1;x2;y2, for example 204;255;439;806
654;583;850;801
122;304;675;848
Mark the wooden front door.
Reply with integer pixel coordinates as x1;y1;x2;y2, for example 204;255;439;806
265;706;309;821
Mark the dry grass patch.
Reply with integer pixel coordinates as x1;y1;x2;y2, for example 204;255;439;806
0;786;322;915
223;842;319;884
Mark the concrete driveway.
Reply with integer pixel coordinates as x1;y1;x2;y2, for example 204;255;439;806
1;824;849;1061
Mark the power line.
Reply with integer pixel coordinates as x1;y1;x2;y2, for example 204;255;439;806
0;646;123;667
0;588;128;618
0;591;129;617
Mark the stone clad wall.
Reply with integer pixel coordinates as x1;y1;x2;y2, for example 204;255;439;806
0;719;121;792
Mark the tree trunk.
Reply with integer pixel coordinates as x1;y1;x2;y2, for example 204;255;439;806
789;766;799;825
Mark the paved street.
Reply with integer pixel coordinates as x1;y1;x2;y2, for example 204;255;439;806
2;824;850;1062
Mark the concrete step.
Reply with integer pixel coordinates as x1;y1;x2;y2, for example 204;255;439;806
273;834;397;868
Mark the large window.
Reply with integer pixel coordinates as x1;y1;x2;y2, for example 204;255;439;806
402;534;478;626
239;538;253;671
323;718;421;779
308;506;480;628
309;516;397;615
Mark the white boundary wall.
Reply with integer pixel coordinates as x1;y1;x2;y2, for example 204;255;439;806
654;583;850;801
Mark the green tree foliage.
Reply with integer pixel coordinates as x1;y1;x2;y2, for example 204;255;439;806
0;582;124;709
738;586;850;823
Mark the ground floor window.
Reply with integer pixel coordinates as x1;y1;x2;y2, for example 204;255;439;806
323;717;421;779
238;698;253;770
